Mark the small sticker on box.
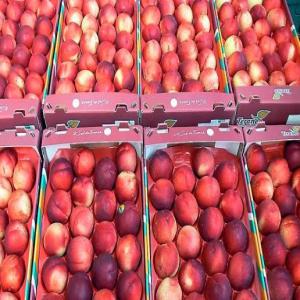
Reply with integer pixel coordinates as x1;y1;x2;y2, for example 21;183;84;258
287;115;300;125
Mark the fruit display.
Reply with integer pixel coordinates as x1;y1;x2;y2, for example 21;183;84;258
215;0;300;88
145;126;261;300
245;134;300;300
53;0;137;94
141;0;227;94
35;128;145;300
0;0;59;100
0;129;40;299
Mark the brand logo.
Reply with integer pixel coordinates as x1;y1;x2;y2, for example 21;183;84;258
273;88;291;100
281;126;300;137
164;119;177;128
237;110;271;127
67;120;80;128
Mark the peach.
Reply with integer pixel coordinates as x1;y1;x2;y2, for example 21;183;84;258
177;225;201;259
50;158;74;191
97;41;116;63
221;19;239;40
199;207;224;241
38;0;56;18
66;8;83;25
12;45;30;67
256;199;281;234
91;253;118;290
214;160;238;192
95;61;115;82
262;233;287;269
99;4;117;24
0;255;25;292
177;22;195;42
274;184;296;217
47;190;72;224
250;171;274;204
250;4;266;21
179;59;200;81
150;179;175;210
220;190;244;222
16;25;34;48
224;35;243;59
57;62;78;81
195;32;214;51
228;252;254;290
273;26;292;45
66;273;93;300
116;202;140;236
0;55;11;79
295;287;300;300
179;259;206;294
175;3;193;24
259;36;276;56
249;61;268;83
143;40;161;62
8;190;31;223
263;0;281;11
200;68;219;91
13;160;35;192
114;67;135;91
142;5;161;26
156;278;182;300
80;30;99;55
115;13;133;34
71;176;94;207
3;84;23;99
114;49;134;69
116;32;133;51
232;70;252;87
174;192;198;226
253;18;271;39
4;221;28;255
201;240;228;275
0;292;19;300
280;215;300;249
94;190;116;222
244;44;263;64
158;0;175;15
72;148;95;177
55;79;76;94
263;53;283;74
143;61;162;83
116;234;141;272
43;222;69;256
192;0;208;16
116;271;143;300
268;267;293;300
195;176;221;208
192;147;215;177
98;23;116;44
267;158;291;187
246;144;267;174
115;171;138;203
0;177;12;208
32;35;50;55
115;1;134;16
241;28;258;46
267;8;286;30
0;210;8;239
142;24;161;42
78;53;97;72
198;48;217;71
185;293;205;300
286;247;300;284
149;150;173;180
235;290;258;300
0;35;16;58
278;42;296;64
92;221;117;255
161;51;180;73
82;0;99;17
0;149;17;178
285;141;300;170
143;81;164;94
6;1;23;22
232;0;249;12
194;15;210;33
2;20;18;38
223;220;249;254
237;11;253;32
172;165;196;194
66;236;94;273
93;290;116;300
63;22;82;44
152;210;176;244
160;33;178;53
81;14;98;32
94;157;117;191
284;61;300;84
42;257;68;294
178;40;198;61
70;206;94;238
219;3;235;22
204;273;232;300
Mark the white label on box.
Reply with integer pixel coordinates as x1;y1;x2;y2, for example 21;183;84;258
287;115;300;125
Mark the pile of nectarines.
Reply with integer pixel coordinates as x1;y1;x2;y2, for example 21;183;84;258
148;146;258;300
247;141;300;300
217;0;300;87
141;0;220;94
0;147;36;297
39;143;143;300
56;0;136;94
0;0;57;99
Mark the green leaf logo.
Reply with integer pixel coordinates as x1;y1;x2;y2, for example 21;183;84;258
257;110;270;120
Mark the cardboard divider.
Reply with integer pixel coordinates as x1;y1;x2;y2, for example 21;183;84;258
140;1;235;127
213;0;300;126
31;124;149;300
43;0;140;128
243;124;300;299
143;124;266;300
0;0;61;130
0;128;41;300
